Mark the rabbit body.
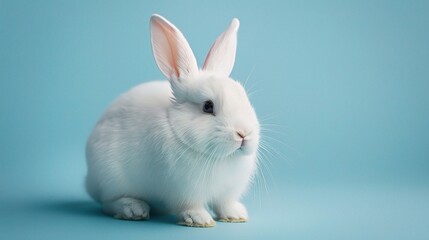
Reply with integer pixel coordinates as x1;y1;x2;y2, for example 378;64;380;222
86;15;259;227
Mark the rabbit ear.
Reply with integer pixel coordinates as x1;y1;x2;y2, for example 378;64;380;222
150;14;198;81
203;18;240;76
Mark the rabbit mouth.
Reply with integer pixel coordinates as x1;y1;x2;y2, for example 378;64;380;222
235;138;259;156
236;145;253;156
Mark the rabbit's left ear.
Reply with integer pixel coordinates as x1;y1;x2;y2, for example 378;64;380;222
203;18;239;77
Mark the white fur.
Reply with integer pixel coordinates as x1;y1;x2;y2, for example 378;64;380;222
86;14;260;227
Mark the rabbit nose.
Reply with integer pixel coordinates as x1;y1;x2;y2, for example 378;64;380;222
236;131;245;139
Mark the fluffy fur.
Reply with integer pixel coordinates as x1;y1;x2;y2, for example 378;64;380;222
85;14;260;227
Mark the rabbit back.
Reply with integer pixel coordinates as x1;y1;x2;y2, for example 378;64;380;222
85;81;172;203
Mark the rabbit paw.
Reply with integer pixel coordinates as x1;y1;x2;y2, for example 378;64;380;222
215;201;248;223
178;209;215;227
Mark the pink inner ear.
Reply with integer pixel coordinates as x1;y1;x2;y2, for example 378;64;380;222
202;18;239;76
152;20;180;78
202;44;215;70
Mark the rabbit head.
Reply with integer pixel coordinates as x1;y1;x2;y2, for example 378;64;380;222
150;14;259;159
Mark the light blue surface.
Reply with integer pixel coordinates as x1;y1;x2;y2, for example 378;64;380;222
1;0;428;239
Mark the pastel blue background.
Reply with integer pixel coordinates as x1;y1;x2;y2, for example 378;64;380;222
1;0;428;239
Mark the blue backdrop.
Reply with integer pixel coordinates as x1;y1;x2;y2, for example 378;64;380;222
1;0;428;239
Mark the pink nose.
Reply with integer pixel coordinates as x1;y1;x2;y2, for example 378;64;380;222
236;131;245;139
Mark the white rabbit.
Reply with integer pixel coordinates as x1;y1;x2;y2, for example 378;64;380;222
85;14;260;227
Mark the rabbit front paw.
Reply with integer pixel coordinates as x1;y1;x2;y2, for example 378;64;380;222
178;208;215;227
214;201;248;223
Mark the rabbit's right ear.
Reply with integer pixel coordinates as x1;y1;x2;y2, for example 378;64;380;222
150;14;198;81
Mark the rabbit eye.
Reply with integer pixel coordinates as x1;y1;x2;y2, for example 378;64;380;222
203;100;214;114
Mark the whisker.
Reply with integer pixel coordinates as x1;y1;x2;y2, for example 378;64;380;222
242;64;256;91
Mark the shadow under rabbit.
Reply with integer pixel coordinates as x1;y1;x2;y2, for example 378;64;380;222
35;199;177;225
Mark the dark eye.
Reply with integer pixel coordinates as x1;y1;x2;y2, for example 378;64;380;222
203;100;214;114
